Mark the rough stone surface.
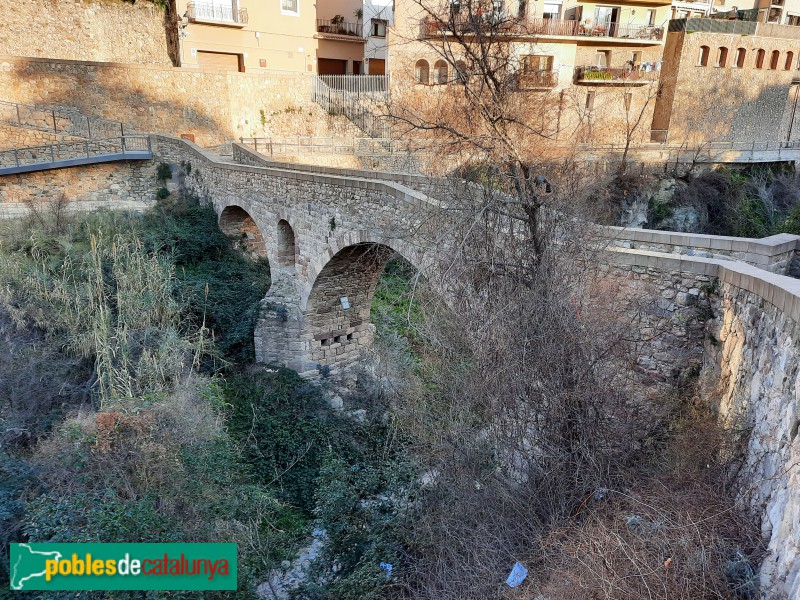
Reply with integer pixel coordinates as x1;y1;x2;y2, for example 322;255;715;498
704;283;800;600
0;0;172;65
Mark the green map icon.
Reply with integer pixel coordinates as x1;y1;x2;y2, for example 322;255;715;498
10;544;63;590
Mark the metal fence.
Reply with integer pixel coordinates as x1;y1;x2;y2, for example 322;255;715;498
311;75;390;138
0;136;151;172
0;100;127;139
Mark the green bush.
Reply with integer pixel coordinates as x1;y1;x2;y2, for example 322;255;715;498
156;186;170;200
156;162;172;183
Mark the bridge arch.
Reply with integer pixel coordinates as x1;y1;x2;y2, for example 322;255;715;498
276;219;297;270
218;204;268;258
301;232;426;371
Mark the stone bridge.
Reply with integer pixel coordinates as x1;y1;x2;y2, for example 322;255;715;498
156;135;447;377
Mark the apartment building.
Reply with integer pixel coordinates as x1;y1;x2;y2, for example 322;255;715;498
177;0;391;74
389;0;671;145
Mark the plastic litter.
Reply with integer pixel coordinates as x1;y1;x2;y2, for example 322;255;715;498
379;562;392;579
506;562;528;587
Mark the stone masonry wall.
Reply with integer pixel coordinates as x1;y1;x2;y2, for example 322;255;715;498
0;160;158;205
656;30;799;144
0;125;83;151
0;0;172;66
0;57;370;148
705;281;800;599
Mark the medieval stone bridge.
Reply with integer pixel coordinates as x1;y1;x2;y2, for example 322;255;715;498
157;135;449;376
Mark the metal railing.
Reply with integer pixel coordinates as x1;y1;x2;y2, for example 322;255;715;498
0;100;127;139
186;1;248;24
311;75;390;138
420;15;664;41
0;136;151;174
575;65;661;83
239;136;436;158
518;70;558;88
316;19;363;36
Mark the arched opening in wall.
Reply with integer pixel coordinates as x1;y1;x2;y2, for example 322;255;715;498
735;48;746;68
433;60;449;84
415;59;430;84
716;47;728;68
305;243;423;371
756;49;766;68
698;45;710;66
277;219;297;269
218;205;267;258
771;50;781;70
786;51;795;71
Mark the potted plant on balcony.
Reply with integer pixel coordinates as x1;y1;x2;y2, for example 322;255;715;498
331;14;346;34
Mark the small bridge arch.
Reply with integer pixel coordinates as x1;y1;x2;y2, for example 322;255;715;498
218;204;268;258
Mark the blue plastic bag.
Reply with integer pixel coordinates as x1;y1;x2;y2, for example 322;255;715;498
505;562;528;587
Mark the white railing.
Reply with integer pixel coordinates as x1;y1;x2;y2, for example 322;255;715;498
311;75;391;138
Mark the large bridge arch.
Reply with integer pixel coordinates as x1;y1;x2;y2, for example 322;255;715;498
298;232;428;373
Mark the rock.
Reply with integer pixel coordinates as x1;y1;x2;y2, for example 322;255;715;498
326;394;344;411
349;409;367;423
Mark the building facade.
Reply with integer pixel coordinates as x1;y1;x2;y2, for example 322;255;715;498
177;0;391;74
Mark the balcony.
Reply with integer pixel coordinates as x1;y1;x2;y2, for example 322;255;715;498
316;19;364;41
575;65;660;84
518;69;559;88
420;15;664;42
187;2;248;26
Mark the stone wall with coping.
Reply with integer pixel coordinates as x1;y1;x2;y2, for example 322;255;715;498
0;159;158;205
608;227;800;275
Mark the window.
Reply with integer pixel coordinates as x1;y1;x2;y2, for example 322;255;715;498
756;48;766;68
769;7;783;22
453;60;469;83
433;60;449;84
788;14;800;26
646;9;656;26
631;51;642;64
450;0;461;13
371;19;387;37
735;47;746;68
786;51;795;70
523;54;554;73
698;45;710;66
517;0;528;18
717;46;728;67
415;59;430;84
543;3;561;18
771;50;781;69
624;92;632;111
281;0;298;14
595;50;610;67
586;90;595;110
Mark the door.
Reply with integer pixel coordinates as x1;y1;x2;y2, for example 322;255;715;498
197;51;242;72
318;58;347;74
594;6;619;35
369;59;386;74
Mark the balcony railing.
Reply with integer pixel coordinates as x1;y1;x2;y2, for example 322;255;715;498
420;15;663;41
518;70;558;88
187;2;248;25
575;65;660;83
317;19;363;37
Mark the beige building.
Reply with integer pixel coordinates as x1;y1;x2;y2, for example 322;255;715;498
177;0;367;74
389;0;672;145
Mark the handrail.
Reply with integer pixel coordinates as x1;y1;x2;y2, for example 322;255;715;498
0;100;126;139
0;136;152;174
